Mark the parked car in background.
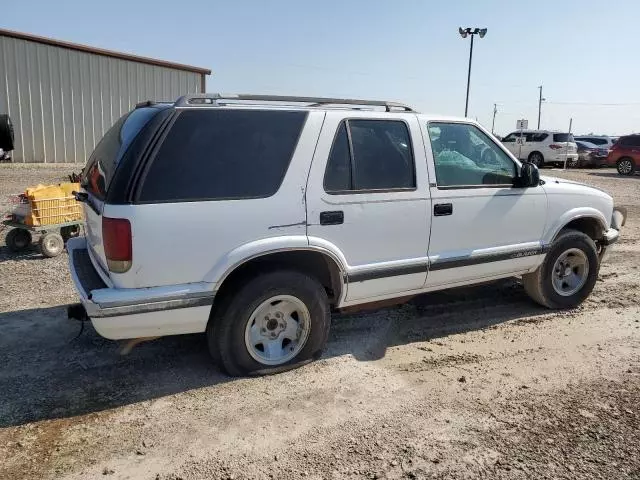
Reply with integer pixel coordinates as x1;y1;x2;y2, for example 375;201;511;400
575;135;617;151
501;130;578;168
607;134;640;175
67;93;625;376
573;141;609;168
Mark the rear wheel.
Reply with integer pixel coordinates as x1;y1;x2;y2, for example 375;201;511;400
39;232;64;257
209;270;330;376
5;228;32;252
528;151;544;168
617;158;636;176
523;230;599;309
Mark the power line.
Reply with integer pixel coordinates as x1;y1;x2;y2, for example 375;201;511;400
544;101;640;106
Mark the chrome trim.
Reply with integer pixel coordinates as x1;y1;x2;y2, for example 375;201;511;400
91;295;214;318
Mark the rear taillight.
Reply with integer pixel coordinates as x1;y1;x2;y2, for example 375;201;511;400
549;144;563;150
103;217;132;273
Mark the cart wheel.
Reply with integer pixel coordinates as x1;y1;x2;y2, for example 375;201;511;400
5;228;32;252
61;225;80;242
40;232;64;258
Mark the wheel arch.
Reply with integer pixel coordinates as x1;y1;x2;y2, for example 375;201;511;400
212;247;347;311
546;211;608;244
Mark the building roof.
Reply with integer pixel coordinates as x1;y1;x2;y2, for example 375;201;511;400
0;28;211;75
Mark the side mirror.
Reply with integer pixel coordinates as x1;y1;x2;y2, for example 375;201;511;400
518;162;540;188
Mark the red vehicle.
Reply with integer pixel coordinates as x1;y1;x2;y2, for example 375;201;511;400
607;134;640;175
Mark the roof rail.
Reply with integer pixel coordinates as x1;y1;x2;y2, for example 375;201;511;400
174;93;416;112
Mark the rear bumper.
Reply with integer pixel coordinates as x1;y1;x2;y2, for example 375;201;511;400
67;237;214;339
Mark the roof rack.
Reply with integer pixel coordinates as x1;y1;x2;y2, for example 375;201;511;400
174;93;416;112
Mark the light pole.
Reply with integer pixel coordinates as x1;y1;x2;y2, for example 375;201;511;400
459;27;487;117
491;103;498;134
537;85;546;129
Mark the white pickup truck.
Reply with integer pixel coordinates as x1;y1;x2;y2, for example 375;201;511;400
67;94;626;376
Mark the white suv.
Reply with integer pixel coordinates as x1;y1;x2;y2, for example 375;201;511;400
67;94;625;376
501;129;578;167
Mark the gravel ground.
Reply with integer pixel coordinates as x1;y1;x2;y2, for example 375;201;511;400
0;164;639;480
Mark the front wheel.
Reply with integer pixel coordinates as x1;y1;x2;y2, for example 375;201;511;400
39;232;64;257
209;270;330;376
528;152;545;168
523;230;599;309
617;158;636;176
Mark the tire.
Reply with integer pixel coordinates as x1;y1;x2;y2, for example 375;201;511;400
528;151;544;168
5;228;32;252
209;270;330;376
60;225;80;242
39;232;64;258
617;158;636;176
522;230;599;309
0;114;15;151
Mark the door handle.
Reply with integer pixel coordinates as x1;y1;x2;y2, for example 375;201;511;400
434;203;453;216
320;211;344;225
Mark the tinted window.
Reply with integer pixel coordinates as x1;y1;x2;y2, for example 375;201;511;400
82;107;163;199
620;136;640;147
582;137;607;145
528;132;548;142
428;122;516;187
139;110;306;202
324;123;351;192
502;133;518;142
323;120;415;192
553;133;575;142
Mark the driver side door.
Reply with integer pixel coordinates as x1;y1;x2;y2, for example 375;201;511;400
423;121;547;287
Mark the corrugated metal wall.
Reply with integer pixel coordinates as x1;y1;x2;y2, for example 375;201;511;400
0;35;203;163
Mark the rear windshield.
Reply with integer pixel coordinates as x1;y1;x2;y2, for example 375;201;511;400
552;133;574;142
138;109;307;203
81;107;166;200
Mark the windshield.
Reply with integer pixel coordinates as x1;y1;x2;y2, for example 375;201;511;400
81;107;163;200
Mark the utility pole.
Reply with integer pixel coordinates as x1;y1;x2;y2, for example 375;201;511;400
491;103;498;134
537;85;543;129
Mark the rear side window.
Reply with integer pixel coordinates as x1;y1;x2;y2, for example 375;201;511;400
527;132;548;142
82;107;162;200
620;136;640;147
553;133;574;142
324;119;415;193
139;110;307;202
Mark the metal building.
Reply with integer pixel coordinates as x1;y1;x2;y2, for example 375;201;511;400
0;28;211;163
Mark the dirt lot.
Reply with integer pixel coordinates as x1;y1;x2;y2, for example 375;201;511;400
0;164;639;480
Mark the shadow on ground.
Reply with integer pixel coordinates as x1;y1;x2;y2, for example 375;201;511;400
0;279;548;428
588;171;640;180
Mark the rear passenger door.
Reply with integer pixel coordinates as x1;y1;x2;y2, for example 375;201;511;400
306;113;431;302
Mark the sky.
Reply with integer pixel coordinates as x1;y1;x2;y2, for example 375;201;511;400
3;0;639;136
